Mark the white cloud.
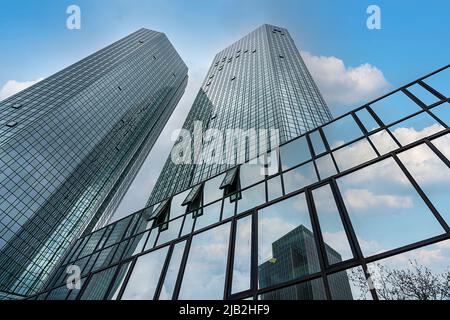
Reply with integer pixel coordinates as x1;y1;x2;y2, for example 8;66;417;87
301;51;390;107
343;188;413;211
0;78;43;101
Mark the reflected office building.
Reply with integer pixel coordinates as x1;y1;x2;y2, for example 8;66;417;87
0;29;188;299
259;225;353;300
29;24;450;300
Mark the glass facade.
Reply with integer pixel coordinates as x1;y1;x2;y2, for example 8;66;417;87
0;28;188;297
147;24;333;205
33;65;450;300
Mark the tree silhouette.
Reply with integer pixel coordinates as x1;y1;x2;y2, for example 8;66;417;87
350;260;450;300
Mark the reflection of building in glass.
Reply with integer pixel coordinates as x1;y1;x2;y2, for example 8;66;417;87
259;225;353;300
148;24;332;205
0;28;188;297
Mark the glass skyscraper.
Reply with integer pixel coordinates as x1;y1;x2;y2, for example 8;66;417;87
0;28;188;298
148;24;333;205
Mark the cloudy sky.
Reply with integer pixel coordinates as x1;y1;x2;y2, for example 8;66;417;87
1;0;450;222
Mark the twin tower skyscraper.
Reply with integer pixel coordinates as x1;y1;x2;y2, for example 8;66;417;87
0;25;332;298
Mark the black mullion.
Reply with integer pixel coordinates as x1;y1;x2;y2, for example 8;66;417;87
329;178;378;300
116;257;138;300
366;105;385;127
352;112;381;157
250;211;258;297
402;88;427;109
418;80;447;100
393;154;450;232
426;139;450;168
154;243;174;300
172;235;192;300
306;133;321;180
223;216;237;299
426;107;449;129
304;189;331;300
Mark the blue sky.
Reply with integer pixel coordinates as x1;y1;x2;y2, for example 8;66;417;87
1;0;449;219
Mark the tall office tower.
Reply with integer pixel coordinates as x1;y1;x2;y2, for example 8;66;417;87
148;24;332;205
0;28;188;298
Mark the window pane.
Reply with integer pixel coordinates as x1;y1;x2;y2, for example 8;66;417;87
398;144;450;224
121;246;169;300
123;231;148;259
333;139;377;171
267;176;283;202
203;173;225;205
280;136;311;170
258;278;326;300
315;154;337;179
370;92;422;125
237;182;266;214
356;108;379;132
369;130;399;155
431;133;450;160
80;266;118;300
180;213;195;236
407;84;441;106
240;161;265;189
337;157;445;257
430;103;450;126
222;196;236;220
423;67;450;97
159;241;186;300
329;267;373;300
107;262;132;300
390;112;444;146
312;185;353;263
367;239;450;300
310;130;326;155
46;286;70;300
283;161;318;194
179;223;231;299
156;217;183;246
143;228;158;251
258;194;321;289
194;201;221;231
231;215;252;294
170;190;190;218
266;150;279;176
322;115;363;149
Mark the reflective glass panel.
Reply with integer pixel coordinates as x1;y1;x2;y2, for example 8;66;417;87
407;84;441;106
309;130;326;155
398;144;450;224
356;108;379;132
280;136;311;170
333;139;377;171
337;157;445;257
267;176;283;202
430;103;450;126
266;150;279;176
369;130;399;155
194;201;221;231
283;161;318;194
121;246;169;300
370;92;422;125
258;194;320;288
390;112;444;146
203;173;225;205
258;278;326;300
431;133;450;160
180;213;195;236
237;182;266;214
240;161;265;189
312;185;353;263
322;115;363;149
367;240;450;300
231;215;252;294
157;217;183;246
328;267;373;300
159;241;186;300
143;228;158;251
222;196;236;220
170;190;190;219
423;67;450;97
178;223;231;299
107;262;132;300
315;154;337;179
80;266;118;300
